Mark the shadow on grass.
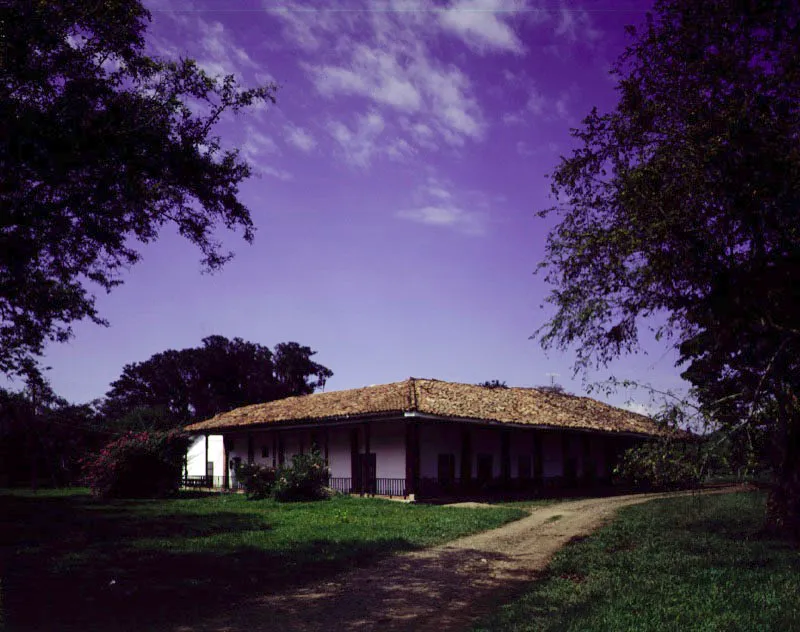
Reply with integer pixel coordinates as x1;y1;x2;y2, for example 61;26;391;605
0;492;416;632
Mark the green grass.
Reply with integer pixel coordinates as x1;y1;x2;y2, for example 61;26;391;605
474;491;800;632
0;488;523;631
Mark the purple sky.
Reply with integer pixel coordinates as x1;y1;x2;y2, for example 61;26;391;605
29;0;689;415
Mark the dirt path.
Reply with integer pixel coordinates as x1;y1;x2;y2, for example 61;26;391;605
180;485;749;632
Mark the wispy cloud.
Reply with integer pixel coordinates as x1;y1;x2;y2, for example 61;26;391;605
270;2;487;155
439;0;526;55
261;165;293;181
397;177;487;235
240;125;279;163
328;111;386;168
397;206;485;235
285;125;317;152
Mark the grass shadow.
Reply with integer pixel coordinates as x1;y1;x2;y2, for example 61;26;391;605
0;492;420;631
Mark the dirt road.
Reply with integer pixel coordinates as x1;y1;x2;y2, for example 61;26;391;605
180;486;747;632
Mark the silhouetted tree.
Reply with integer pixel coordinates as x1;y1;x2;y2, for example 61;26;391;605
479;380;508;389
538;0;800;533
1;0;277;376
101;336;332;428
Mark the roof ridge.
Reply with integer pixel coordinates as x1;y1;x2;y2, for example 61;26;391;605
407;377;418;411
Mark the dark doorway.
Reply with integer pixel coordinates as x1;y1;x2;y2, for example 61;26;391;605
438;453;456;490
477;453;493;487
355;453;377;495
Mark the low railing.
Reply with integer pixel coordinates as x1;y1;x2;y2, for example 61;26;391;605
374;478;406;498
326;477;407;498
182;475;243;490
328;477;353;494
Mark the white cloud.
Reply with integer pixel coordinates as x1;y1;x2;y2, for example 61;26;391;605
554;5;602;45
261;166;293;181
328;111;386;167
306;45;422;112
285;125;317;152
240;126;279;163
272;3;486;153
195;19;258;78
397;176;488;235
397;206;485;235
439;0;525;55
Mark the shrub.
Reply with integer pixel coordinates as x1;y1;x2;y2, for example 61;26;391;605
234;461;277;499
615;439;702;490
82;430;189;498
272;450;330;502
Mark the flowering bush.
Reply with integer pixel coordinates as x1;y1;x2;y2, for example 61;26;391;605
82;430;190;498
272;451;330;502
234;461;277;499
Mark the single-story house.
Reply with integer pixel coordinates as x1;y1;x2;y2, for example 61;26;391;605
184;377;668;498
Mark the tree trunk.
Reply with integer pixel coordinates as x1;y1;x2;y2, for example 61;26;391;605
765;387;800;539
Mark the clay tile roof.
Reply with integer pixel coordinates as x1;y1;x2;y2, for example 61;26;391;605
185;378;669;437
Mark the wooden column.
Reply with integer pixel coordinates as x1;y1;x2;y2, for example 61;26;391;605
460;426;471;490
223;437;230;490
272;433;277;468
204;433;210;486
247;433;254;464
501;429;511;485
350;427;360;494
405;421;420;497
324;429;330;463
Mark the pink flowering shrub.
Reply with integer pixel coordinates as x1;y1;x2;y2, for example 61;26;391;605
82;430;190;498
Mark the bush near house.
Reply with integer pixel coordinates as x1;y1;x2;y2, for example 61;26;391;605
273;451;330;502
234;461;277;499
235;451;330;502
82;430;189;498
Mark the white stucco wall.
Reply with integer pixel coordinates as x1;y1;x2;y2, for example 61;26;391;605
371;421;406;479
186;435;224;479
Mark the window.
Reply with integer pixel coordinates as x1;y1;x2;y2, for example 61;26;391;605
261;446;268;458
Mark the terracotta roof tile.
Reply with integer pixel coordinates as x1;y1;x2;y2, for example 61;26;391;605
185;378;668;437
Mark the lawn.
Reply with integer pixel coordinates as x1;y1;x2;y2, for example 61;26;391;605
0;488;523;631
474;491;800;632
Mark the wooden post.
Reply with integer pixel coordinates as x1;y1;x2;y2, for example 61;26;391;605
223;437;230;490
272;433;277;468
405;421;420;497
460;426;471;490
501;429;511;487
204;433;210;487
247;433;254;464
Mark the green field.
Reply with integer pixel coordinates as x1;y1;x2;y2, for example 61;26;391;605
474;491;800;632
0;488;523;631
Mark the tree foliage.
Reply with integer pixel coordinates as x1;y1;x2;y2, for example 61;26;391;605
1;0;277;375
538;0;800;533
0;366;100;487
101;336;333;427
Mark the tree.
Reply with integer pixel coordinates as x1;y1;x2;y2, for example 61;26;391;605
0;366;101;487
479;380;508;389
537;0;800;534
101;335;332;427
1;0;277;376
